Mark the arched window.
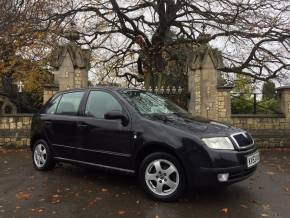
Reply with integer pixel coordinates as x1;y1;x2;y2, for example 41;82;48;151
4;105;13;114
0;101;3;114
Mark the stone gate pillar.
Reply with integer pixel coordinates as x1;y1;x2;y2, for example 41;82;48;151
277;86;290;128
188;44;232;121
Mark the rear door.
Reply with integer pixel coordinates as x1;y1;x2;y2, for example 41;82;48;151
77;90;134;170
42;91;85;159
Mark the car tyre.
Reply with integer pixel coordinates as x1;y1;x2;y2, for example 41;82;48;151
139;152;186;201
32;140;55;171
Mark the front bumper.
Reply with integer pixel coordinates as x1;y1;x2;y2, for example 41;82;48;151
199;164;257;184
186;146;259;187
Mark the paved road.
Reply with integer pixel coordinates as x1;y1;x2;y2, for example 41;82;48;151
0;148;289;218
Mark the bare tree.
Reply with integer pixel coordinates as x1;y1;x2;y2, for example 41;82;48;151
38;0;290;84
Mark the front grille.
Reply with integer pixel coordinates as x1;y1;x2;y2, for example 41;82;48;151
231;132;254;149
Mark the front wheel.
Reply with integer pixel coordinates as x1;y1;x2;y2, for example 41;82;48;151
139;152;186;201
32;140;55;171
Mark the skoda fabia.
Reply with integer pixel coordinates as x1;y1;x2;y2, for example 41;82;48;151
31;87;259;201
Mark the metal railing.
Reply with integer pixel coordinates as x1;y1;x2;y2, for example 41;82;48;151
144;86;189;110
231;92;281;115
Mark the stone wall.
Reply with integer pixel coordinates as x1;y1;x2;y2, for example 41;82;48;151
231;114;289;130
249;129;290;148
230;114;290;148
0;114;32;148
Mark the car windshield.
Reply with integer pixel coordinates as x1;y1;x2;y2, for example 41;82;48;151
119;90;188;115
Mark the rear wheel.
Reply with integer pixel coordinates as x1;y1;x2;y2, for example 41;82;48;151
32;140;55;171
139;152;186;201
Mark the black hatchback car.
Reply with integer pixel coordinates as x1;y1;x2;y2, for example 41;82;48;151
31;87;260;201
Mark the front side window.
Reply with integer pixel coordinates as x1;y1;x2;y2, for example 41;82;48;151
85;91;122;119
120;90;187;115
44;95;61;114
56;92;84;116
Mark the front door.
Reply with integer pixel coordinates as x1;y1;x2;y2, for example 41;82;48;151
77;90;134;170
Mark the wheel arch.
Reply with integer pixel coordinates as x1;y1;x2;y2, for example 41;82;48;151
134;143;185;174
30;134;48;151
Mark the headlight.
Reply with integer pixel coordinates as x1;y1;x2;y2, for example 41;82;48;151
202;137;234;150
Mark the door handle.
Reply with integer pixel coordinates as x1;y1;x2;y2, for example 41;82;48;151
78;123;88;128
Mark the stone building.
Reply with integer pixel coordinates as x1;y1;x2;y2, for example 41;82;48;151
43;23;91;103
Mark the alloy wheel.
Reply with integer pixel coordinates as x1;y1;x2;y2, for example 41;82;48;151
145;159;180;196
34;144;47;168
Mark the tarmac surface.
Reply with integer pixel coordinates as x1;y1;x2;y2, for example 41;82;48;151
0;148;289;218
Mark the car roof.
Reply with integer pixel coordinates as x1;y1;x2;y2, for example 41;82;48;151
57;86;143;94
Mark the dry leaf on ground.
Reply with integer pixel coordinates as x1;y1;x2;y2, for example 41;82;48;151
117;210;126;215
16;192;31;200
220;208;229;214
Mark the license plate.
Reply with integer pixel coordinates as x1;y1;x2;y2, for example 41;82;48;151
247;152;260;168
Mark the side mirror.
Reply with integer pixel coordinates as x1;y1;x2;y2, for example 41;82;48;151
104;111;129;126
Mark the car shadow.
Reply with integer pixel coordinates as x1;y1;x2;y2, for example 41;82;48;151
53;162;253;202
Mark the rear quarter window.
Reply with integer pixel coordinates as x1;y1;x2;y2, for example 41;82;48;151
43;95;61;114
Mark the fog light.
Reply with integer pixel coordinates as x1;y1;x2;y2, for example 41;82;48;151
217;173;229;182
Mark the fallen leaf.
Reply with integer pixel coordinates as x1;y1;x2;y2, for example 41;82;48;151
16;192;31;200
261;213;269;217
37;208;45;213
51;199;61;204
240;204;248;208
52;194;60;198
266;171;275;176
220;208;229;214
101;188;108;192
284;187;290;192
117;210;126;215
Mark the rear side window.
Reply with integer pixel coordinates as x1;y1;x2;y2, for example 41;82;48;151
85;91;122;119
56;92;84;116
44;95;61;114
